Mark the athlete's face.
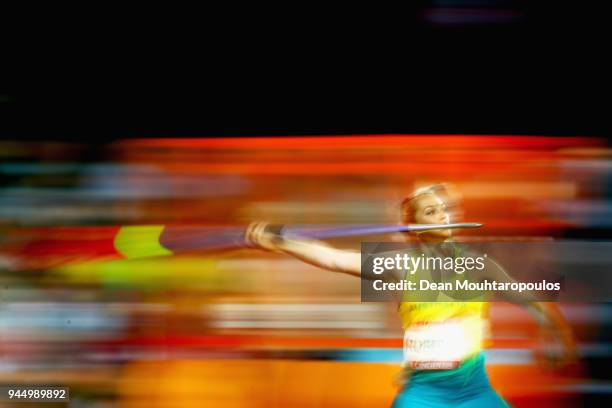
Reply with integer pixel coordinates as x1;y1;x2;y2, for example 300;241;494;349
413;193;451;238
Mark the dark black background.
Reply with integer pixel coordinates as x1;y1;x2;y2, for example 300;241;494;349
1;1;608;141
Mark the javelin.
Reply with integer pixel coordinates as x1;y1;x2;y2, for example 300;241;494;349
128;222;482;257
278;222;482;240
11;222;483;268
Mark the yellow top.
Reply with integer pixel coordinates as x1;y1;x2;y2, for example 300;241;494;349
397;243;488;360
398;301;486;329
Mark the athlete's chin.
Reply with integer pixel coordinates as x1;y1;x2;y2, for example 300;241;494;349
432;229;452;238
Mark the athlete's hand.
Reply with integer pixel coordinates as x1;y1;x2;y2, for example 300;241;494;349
535;324;579;370
245;221;285;251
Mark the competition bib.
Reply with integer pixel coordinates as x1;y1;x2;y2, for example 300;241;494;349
403;316;483;370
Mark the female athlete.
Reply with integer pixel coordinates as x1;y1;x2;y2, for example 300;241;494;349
245;185;576;407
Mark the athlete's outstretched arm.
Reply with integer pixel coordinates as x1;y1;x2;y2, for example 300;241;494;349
245;221;362;277
482;257;577;364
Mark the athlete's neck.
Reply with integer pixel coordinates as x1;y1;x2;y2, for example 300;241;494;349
417;235;450;244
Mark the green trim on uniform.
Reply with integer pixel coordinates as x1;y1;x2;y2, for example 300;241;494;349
400;242;487;303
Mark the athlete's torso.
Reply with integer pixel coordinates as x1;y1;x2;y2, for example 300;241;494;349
396;242;488;369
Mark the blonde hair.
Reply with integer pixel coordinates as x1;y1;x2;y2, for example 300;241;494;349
400;184;447;224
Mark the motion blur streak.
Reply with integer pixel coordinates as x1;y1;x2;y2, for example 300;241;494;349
0;135;611;407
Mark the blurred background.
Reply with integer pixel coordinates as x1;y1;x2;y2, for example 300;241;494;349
1;135;611;407
1;0;610;405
